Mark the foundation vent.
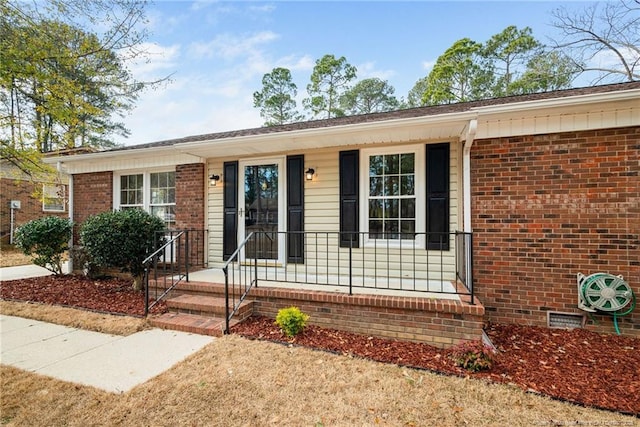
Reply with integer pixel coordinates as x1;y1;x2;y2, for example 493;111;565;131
547;312;585;329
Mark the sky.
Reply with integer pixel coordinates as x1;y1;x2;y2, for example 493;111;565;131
118;0;596;147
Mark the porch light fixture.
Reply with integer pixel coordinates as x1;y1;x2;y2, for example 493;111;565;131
209;174;220;186
305;168;315;181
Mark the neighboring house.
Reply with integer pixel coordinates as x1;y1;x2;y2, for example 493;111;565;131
47;81;640;343
0;160;69;245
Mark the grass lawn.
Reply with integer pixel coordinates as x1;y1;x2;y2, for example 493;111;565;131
1;302;637;426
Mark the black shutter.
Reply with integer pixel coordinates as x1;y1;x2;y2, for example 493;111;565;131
287;155;304;263
426;143;450;250
222;161;238;260
339;150;359;248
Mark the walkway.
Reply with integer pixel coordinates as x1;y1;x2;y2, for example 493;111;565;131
0;264;214;393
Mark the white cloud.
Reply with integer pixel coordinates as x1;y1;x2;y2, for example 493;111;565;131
126;42;181;80
421;60;437;71
188;31;279;60
356;61;396;81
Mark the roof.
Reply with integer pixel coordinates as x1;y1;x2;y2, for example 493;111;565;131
112;81;640;152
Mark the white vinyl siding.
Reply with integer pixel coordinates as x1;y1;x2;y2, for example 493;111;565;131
206;142;459;285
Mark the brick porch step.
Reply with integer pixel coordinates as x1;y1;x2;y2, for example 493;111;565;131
150;312;230;337
166;294;254;320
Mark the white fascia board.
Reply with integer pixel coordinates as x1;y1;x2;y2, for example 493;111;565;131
45;146;204;174
470;88;640;116
175;111;476;158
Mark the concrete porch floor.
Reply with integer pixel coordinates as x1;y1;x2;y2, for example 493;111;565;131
186;267;463;301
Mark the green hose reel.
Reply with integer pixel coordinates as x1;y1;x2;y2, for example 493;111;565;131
577;272;636;335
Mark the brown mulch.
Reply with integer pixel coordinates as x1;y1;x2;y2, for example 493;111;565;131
1;275;638;415
0;275;167;316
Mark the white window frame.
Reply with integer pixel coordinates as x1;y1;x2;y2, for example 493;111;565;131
359;144;426;248
114;169;176;227
42;183;66;212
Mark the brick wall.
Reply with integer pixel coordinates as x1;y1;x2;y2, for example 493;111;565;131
0;178;68;243
72;171;113;243
471;126;639;337
251;287;485;348
175;163;205;230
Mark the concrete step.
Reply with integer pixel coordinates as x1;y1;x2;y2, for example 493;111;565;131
166;294;255;320
150;312;233;337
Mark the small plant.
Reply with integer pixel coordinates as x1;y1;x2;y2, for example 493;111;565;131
275;306;309;337
14;216;73;275
450;340;495;372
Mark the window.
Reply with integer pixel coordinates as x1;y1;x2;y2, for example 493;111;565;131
368;152;416;239
120;174;143;209
116;171;175;228
361;145;425;246
42;184;65;212
346;143;449;250
150;171;176;228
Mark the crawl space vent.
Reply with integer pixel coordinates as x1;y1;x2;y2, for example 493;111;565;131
547;312;585;329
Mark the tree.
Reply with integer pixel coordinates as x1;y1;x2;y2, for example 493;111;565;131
406;76;428;108
483;26;541;96
509;51;578;94
411;27;576;106
421;38;494;105
0;0;161;176
339;78;399;115
304;54;357;119
253;68;303;126
550;0;640;83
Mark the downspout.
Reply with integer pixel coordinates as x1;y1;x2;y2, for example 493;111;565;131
462;119;477;293
462;119;477;233
59;161;74;274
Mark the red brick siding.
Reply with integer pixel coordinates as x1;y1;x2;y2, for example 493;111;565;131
72;171;113;243
251;287;485;348
471;126;640;337
175;163;205;231
0;178;68;243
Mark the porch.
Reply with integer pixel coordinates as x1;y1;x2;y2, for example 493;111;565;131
146;230;484;348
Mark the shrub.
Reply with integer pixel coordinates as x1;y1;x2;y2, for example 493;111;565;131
450;340;495;372
275;306;310;337
14;216;72;275
80;209;165;291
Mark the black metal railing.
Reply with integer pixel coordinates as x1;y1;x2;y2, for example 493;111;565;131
222;232;258;334
143;229;208;315
222;230;474;316
155;229;208;269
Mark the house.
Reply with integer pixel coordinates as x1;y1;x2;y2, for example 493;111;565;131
46;81;640;346
0;160;69;245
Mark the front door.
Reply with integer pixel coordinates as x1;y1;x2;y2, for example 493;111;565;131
239;159;284;262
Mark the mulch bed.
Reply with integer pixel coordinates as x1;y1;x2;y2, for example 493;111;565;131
1;275;639;415
0;275;167;316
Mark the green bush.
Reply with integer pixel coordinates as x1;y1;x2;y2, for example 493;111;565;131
450;340;495;372
14;216;73;275
275;306;310;337
80;209;165;290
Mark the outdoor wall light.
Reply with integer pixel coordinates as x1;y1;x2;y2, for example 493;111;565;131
305;168;315;181
209;174;220;186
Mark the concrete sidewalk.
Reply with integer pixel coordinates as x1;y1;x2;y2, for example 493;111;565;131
0;262;70;280
0;315;214;393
